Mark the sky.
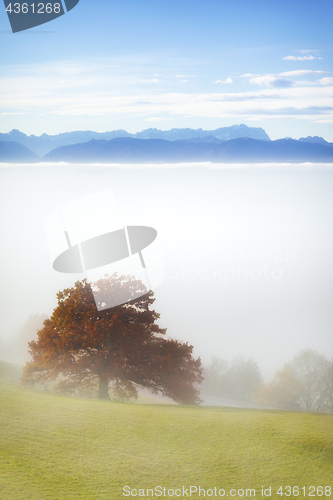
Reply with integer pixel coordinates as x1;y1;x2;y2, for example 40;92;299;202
0;0;333;140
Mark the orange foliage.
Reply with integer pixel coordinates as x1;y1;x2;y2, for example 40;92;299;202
22;275;203;403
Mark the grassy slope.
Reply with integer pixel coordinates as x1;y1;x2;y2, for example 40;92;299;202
0;380;332;500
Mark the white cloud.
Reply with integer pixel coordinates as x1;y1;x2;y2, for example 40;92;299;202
0;59;332;132
175;75;195;78
297;50;320;54
314;118;333;124
242;70;329;90
144;117;174;123
283;55;322;61
214;78;234;84
319;77;333;86
280;70;326;77
24;86;331;123
249;75;294;88
139;78;160;84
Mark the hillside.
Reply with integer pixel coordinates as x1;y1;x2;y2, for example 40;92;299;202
0;380;332;499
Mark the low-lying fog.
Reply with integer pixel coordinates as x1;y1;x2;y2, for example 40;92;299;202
0;162;332;379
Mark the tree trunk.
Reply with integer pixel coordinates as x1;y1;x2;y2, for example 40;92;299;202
98;376;109;399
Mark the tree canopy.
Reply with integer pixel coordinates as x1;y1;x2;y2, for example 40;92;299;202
22;275;203;404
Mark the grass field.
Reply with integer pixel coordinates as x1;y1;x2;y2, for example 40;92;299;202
0;370;332;499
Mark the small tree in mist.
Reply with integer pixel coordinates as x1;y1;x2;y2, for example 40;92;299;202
256;349;333;413
202;357;229;394
322;359;333;413
0;314;47;363
291;349;331;412
22;275;203;403
226;357;262;400
17;314;47;362
202;356;262;402
255;365;300;410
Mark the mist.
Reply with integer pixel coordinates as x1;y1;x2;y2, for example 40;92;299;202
0;163;332;380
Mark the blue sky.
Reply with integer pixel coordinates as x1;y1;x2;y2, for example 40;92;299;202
1;0;333;139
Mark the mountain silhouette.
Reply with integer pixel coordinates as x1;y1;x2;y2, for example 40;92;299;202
44;137;333;163
0;125;269;156
0;141;40;163
1;127;332;163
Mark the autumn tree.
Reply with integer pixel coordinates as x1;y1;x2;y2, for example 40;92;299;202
255;365;300;410
22;275;203;404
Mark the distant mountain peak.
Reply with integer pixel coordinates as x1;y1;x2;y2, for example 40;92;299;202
299;136;329;145
42;136;333;164
134;125;270;142
1;126;331;160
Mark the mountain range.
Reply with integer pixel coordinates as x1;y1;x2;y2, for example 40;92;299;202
0;124;270;156
0;125;332;163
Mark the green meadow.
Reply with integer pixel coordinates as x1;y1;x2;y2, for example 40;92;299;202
0;363;332;500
